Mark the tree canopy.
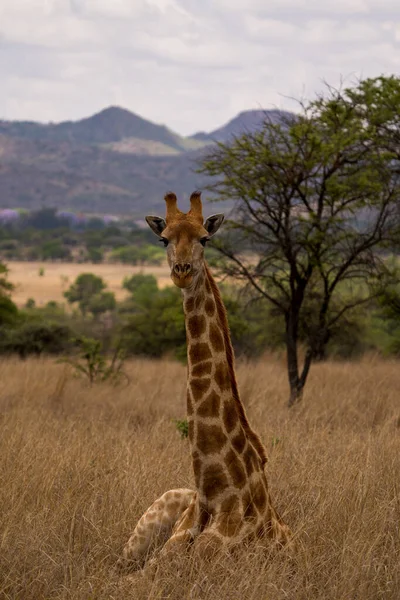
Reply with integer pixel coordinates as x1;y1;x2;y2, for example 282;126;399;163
199;76;400;405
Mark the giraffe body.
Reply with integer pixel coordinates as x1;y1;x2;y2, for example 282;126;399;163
119;192;292;570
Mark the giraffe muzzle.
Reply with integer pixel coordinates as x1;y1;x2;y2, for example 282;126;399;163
173;263;192;276
171;262;193;288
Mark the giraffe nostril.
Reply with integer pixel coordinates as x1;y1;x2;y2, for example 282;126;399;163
174;263;192;276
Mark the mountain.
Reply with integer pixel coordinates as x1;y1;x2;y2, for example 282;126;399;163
0;107;291;216
190;109;292;143
0;106;206;154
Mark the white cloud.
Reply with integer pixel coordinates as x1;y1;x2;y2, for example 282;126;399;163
0;0;399;134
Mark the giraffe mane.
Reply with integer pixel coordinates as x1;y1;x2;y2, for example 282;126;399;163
204;264;268;467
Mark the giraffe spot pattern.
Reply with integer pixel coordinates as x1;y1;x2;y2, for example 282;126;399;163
197;390;221;418
188;419;194;443
232;427;247;454
196;422;227;455
192;451;202;488
242;489;258;521
205;298;215;316
224;449;247;489
205;277;212;294
191;377;211;400
217;508;242;537
189;343;212;364
209;324;225;352
215;362;231;391
220;494;240;515
195;292;205;309
192;361;212;378
198;501;211;528
202;463;229;500
222;398;239;433
167;501;180;514
188;314;207;338
251;479;267;513
185;297;195;313
243;445;257;476
187;391;194;415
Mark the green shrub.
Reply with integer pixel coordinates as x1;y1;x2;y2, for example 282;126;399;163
1;322;73;359
60;336;127;386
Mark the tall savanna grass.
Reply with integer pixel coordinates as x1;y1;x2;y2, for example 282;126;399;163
0;355;399;599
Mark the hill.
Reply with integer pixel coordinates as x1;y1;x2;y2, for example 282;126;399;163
0;107;289;216
190;108;292;143
0;106;206;154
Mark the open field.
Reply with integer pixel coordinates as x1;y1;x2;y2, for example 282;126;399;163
1;355;399;599
7;261;172;307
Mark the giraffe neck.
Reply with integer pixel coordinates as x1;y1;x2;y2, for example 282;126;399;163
182;263;267;503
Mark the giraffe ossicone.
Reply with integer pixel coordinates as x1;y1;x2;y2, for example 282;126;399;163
118;191;292;571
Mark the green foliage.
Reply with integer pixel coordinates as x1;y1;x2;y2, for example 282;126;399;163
60;337;127;386
0;212;159;263
87;247;104;263
25;298;36;309
64;273;107;316
1;321;73;359
375;266;400;355
40;240;71;261
122;273;158;297
87;291;116;318
38;267;45;277
110;244;164;265
174;418;189;439
0;294;19;327
0;262;14;295
199;76;400;404
119;279;186;360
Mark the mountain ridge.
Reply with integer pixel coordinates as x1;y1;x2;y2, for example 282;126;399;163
0;106;291;216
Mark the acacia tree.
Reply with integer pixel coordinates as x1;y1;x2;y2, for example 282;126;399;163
199;77;400;406
64;273;115;318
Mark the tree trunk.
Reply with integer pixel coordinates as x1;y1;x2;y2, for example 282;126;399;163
286;310;302;408
286;310;314;408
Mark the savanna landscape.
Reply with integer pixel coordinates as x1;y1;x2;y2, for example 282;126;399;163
7;261;172;307
1;355;399;599
1;75;400;600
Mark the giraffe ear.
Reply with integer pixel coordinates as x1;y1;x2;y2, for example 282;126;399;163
204;214;224;237
145;216;167;237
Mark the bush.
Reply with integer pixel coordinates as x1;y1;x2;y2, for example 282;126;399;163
64;273;107;316
87;247;104;263
122;274;158;297
110;245;164;266
1;321;73;359
40;241;71;261
60;336;127;386
119;284;186;360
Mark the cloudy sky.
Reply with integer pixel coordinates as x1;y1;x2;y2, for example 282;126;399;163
1;0;399;135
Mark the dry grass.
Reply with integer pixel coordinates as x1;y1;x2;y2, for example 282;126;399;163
7;261;171;306
1;355;399;599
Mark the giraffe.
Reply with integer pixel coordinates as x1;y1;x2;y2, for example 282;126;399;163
118;191;292;571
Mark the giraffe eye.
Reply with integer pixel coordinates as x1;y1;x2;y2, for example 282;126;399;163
200;237;209;247
159;237;169;247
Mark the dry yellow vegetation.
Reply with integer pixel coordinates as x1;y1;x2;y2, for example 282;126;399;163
1;355;399;599
7;261;172;307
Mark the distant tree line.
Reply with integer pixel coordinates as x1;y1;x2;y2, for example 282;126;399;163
1;261;400;368
0;208;165;266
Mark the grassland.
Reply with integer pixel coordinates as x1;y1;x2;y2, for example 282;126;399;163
1;355;399;599
7;261;172;307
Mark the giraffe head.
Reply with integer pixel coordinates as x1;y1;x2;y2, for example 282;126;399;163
146;191;224;289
